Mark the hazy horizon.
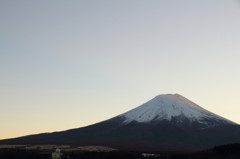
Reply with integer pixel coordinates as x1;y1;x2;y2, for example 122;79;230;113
1;0;240;139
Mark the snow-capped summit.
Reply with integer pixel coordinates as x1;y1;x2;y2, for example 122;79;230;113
120;94;235;126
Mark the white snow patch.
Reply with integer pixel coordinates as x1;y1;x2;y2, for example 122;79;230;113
119;94;235;125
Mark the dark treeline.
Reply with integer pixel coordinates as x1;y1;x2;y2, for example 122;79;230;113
0;148;50;159
0;143;240;159
66;151;142;159
171;143;240;159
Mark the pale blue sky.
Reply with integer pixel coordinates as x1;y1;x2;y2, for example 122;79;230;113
1;0;240;139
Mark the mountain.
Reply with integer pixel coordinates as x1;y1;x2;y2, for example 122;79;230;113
1;94;240;152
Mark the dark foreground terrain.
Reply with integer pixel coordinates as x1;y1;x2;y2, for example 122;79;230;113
0;143;240;159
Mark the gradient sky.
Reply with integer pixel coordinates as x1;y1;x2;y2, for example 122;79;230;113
1;0;240;139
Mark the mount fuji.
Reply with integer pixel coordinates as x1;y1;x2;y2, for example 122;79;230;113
1;94;240;151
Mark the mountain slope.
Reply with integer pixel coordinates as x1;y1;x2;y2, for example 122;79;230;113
1;94;239;151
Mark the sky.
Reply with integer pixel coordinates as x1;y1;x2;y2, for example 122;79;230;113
1;0;240;140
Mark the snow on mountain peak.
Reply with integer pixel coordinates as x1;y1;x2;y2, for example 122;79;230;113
120;94;235;125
